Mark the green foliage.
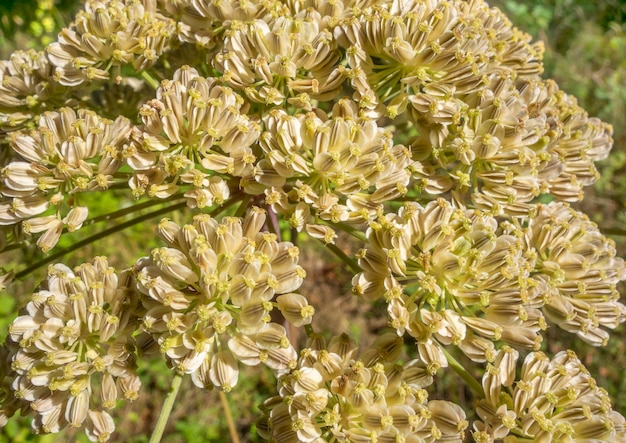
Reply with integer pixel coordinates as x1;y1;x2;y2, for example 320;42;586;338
0;0;80;57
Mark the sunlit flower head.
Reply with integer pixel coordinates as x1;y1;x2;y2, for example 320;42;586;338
5;258;141;441
260;332;468;442
213;10;343;106
517;202;626;346
132;66;259;204
410;74;613;215
353;199;546;361
257;104;414;229
335;0;543;117
475;348;626;442
133;208;305;390
0;50;68;133
46;0;176;86
0;107;133;251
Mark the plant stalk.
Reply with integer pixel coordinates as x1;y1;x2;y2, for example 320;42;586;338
84;194;186;226
219;390;241;443
149;372;184;443
324;242;360;274
15;201;188;281
441;347;484;397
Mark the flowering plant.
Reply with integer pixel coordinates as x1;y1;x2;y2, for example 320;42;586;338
0;0;625;441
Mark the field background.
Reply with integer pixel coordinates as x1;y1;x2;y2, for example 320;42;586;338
0;0;625;441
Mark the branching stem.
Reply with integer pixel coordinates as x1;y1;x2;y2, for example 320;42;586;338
84;194;186;226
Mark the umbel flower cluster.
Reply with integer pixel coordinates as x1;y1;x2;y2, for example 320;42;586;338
0;0;624;441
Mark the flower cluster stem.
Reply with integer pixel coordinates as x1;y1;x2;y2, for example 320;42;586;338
324;242;360;274
149;372;184;443
442;347;484;397
15;201;188;281
219;390;241;443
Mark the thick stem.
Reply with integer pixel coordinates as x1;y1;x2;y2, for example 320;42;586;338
219;390;241;443
149;372;184;443
233;194;253;217
441;347;484;398
304;324;315;337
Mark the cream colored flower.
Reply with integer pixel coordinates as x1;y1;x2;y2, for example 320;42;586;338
132;66;259;203
0;50;68;133
173;0;279;48
134;209;305;388
410;76;613;215
335;0;542;116
46;0;176;86
0;108;132;250
475;348;626;442
213;9;343;106
259;332;467;442
276;293;315;327
5;258;141;440
258;105;414;225
519;202;626;345
354;199;543;361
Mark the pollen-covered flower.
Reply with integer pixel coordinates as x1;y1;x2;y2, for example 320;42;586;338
353;199;545;362
259;332;468;442
410;76;613;215
46;0;176;86
537;82;613;202
4;258;141;441
133;208;305;390
132;66;259;203
173;0;279;48
335;0;543;116
257;103;414;228
518;202;626;346
0;107;133;250
474;348;626;442
0;50;68;133
213;9;343;106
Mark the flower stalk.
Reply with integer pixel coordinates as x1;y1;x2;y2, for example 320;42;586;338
149;373;184;443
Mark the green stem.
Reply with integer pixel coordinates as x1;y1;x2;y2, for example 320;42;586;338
141;70;160;89
441;347;484;398
15;201;188;281
233;194;253;217
0;243;23;253
0;195;184;281
328;221;367;242
85;194;186;226
149;372;184;443
323;242;361;274
602;227;626;236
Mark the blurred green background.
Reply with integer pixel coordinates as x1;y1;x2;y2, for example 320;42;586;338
1;0;626;441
